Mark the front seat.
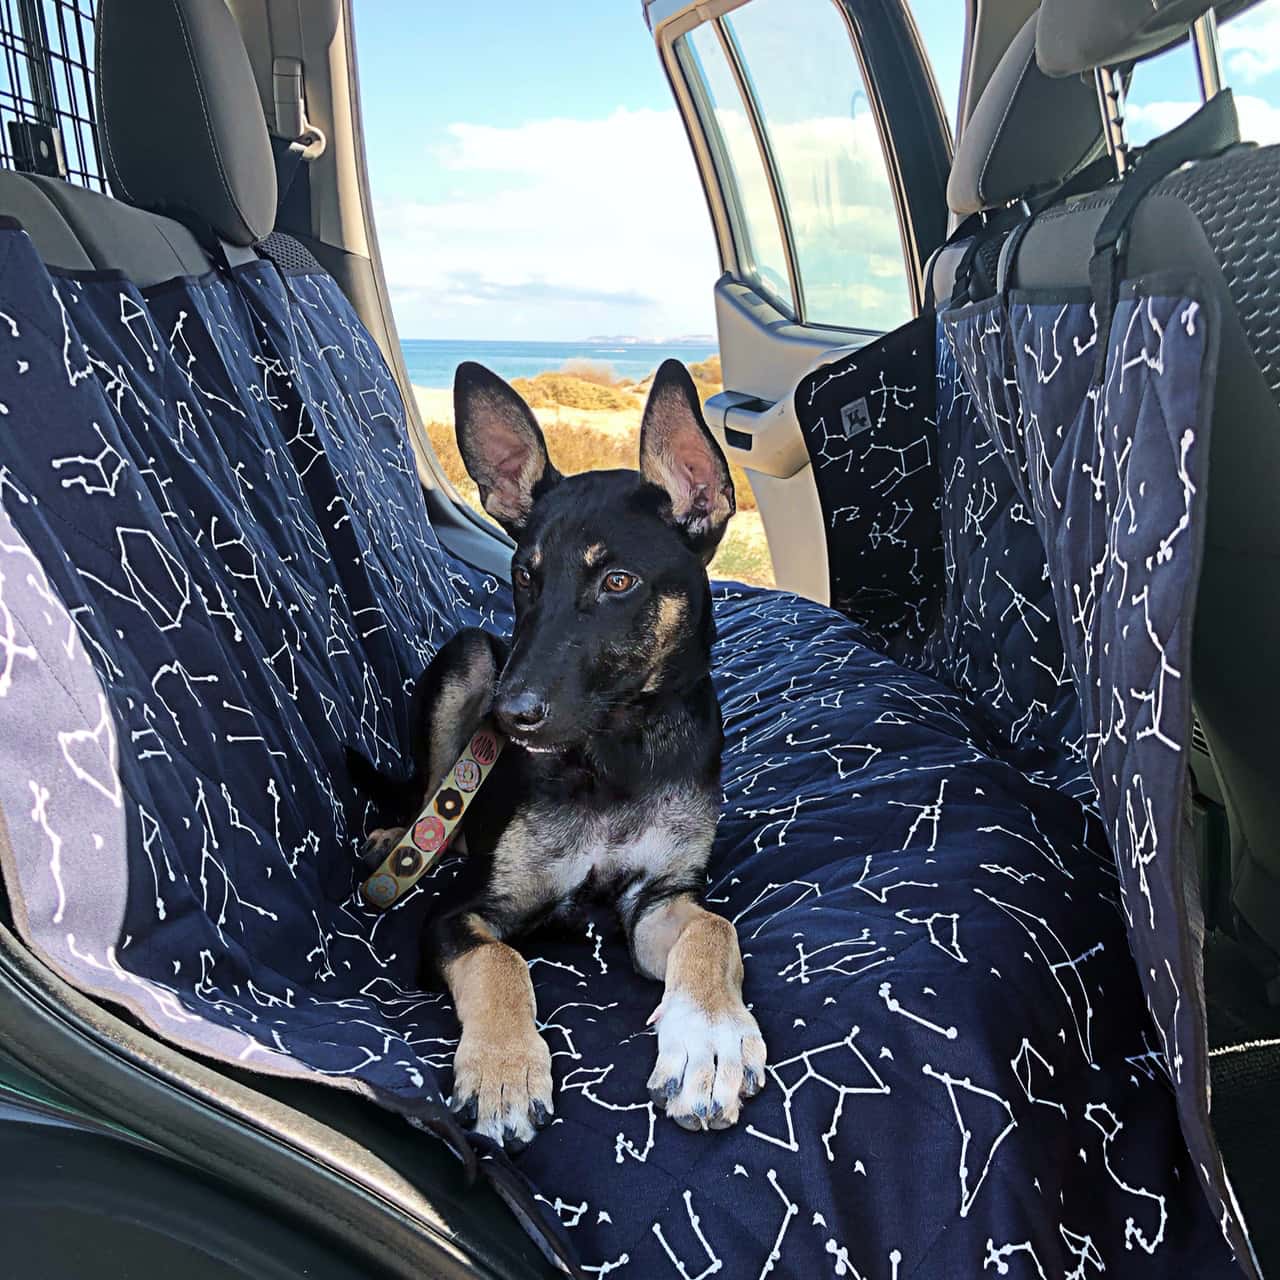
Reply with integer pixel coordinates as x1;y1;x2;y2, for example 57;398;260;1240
1021;1;1280;992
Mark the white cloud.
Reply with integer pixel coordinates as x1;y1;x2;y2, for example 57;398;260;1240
1222;6;1280;84
1237;93;1280;143
373;103;915;341
373;108;719;341
1125;98;1200;144
1127;93;1280;146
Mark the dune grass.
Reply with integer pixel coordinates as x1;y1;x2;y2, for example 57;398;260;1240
509;372;637;411
422;356;773;587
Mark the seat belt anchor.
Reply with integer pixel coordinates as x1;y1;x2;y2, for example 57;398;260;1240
273;56;327;161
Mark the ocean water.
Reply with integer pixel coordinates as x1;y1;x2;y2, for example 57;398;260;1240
400;339;717;389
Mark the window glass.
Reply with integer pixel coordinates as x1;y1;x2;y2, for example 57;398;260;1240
906;0;964;135
1220;0;1280;141
722;0;911;331
1127;2;1280;145
682;24;796;314
0;0;104;189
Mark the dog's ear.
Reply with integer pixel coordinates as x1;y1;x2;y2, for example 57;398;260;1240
454;362;560;535
638;360;735;562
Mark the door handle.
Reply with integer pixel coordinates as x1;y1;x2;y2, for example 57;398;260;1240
703;342;866;480
703;390;810;479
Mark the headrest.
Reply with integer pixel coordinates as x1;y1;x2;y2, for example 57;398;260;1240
96;0;276;247
1037;0;1215;77
947;14;1104;216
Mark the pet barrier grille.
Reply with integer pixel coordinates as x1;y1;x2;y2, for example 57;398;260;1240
0;0;102;190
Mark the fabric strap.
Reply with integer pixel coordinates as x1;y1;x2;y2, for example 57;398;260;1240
998;153;1120;299
1088;90;1241;376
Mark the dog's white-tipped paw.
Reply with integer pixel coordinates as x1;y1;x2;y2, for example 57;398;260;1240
647;991;766;1131
449;1026;554;1153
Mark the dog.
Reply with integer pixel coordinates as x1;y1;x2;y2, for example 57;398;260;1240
352;359;766;1152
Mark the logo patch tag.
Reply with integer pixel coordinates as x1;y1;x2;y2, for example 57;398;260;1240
840;397;873;439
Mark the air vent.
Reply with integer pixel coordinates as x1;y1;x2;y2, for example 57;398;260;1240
1191;714;1210;757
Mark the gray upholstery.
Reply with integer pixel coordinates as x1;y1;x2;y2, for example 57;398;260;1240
0;173;92;271
13;174;211;282
947;14;1104;215
1036;0;1213;76
1013;147;1280;964
96;0;276;246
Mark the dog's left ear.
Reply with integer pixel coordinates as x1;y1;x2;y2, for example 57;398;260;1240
639;360;735;562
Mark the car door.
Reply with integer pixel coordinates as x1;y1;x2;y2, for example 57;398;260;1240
645;0;953;601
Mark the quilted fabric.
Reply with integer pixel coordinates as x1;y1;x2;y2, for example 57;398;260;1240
794;315;942;655
0;217;1250;1276
796;317;1088;798
924;321;1088;797
947;284;1253;1273
1157;143;1280;403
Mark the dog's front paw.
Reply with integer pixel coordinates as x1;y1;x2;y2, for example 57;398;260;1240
357;827;407;875
449;1024;554;1153
647;990;766;1132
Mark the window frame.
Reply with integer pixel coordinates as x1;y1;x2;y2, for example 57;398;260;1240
674;27;800;318
654;0;952;330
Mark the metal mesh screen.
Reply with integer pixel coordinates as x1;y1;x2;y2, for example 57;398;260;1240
0;0;103;189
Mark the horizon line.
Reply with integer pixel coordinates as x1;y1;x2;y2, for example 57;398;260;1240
398;335;719;346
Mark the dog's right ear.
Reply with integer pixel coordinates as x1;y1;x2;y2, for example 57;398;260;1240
639;360;735;563
454;362;560;535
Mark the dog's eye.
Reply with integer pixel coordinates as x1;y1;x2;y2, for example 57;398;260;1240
602;571;637;595
513;566;532;590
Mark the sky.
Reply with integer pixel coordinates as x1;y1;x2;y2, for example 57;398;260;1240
352;1;1280;343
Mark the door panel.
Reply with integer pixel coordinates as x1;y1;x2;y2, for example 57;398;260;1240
650;0;951;601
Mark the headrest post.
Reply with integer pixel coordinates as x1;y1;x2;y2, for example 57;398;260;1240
1191;10;1224;101
1094;66;1131;177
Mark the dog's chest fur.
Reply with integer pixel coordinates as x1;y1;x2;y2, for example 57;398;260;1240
486;783;717;920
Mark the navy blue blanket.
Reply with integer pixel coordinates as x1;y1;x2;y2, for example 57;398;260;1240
0;220;1249;1275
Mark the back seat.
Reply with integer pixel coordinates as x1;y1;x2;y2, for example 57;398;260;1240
0;170;212;281
0;1;1260;1277
0;2;554;1275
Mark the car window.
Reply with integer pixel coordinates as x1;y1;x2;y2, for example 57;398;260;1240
1127;1;1280;145
680;0;912;333
905;0;964;135
0;0;103;189
682;24;796;315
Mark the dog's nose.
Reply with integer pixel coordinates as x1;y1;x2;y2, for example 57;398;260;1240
496;690;549;735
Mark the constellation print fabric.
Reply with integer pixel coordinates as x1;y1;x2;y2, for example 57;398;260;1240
946;283;1250;1271
794;314;943;656
922;321;1090;799
0;215;1249;1277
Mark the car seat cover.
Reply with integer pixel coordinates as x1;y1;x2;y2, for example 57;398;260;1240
0;219;1249;1275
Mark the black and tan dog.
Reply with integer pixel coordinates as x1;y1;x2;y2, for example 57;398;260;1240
355;360;766;1151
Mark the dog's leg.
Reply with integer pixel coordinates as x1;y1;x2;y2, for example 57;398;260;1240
412;627;506;798
630;894;766;1131
436;910;553;1153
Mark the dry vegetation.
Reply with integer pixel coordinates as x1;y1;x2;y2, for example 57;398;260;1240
508;373;636;411
419;353;774;587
